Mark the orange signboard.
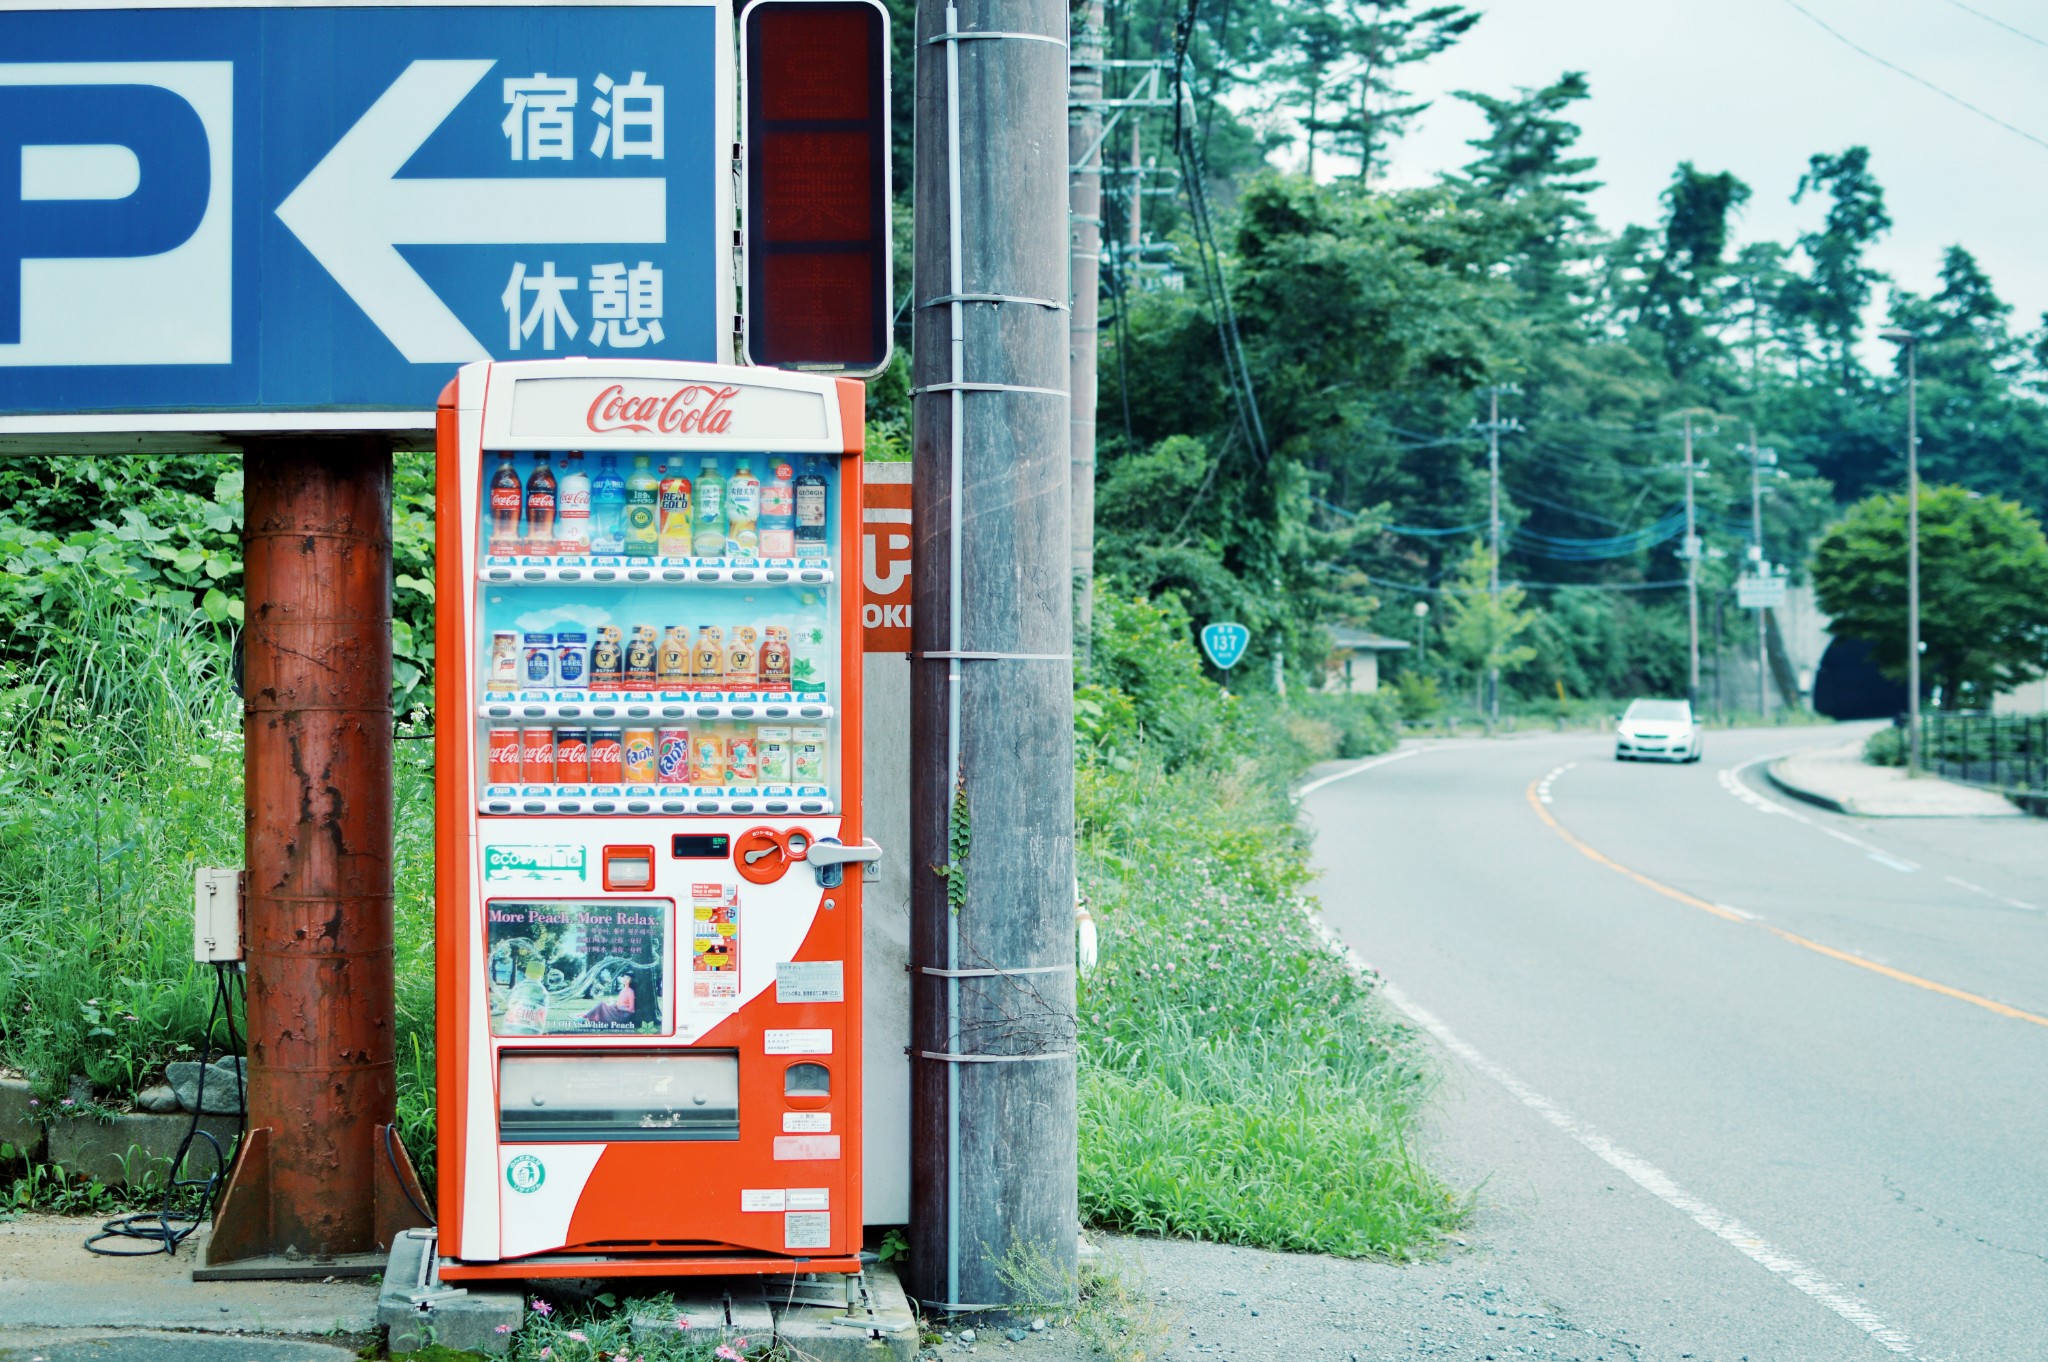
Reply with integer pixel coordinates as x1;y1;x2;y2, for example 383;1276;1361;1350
862;465;911;653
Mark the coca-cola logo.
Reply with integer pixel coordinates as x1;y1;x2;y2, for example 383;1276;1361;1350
587;383;740;435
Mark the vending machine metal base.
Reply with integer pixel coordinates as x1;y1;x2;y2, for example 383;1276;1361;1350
434;360;874;1281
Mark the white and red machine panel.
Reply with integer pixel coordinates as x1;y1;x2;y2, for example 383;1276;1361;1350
434;359;871;1279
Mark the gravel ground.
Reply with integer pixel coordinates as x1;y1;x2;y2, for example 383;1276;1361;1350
919;1233;1644;1362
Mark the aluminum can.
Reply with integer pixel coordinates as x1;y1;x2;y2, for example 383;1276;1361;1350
520;727;556;783
487;727;522;783
555;631;589;688
590;626;624;692
521;632;556;688
487;631;521;693
588;728;625;784
657;726;691;785
756;726;792;782
554;728;589;784
622;727;659;783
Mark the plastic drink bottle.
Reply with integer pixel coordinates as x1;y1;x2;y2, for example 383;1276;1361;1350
725;459;760;558
590;454;627;554
794;456;828;547
657;470;694;557
791;594;829;695
556;452;592;555
692;457;726;556
500;958;549;1035
623;455;660;557
524;452;557;550
488;452;523;552
759;460;796;557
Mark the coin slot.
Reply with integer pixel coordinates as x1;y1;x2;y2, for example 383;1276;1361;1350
602;845;655;891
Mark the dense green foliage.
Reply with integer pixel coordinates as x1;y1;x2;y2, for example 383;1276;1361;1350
1066;4;2048;706
1815;487;2048;707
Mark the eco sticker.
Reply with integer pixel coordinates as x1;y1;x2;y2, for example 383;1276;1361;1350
506;1154;546;1194
483;845;588;882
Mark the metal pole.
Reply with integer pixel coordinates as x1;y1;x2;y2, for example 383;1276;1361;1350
1684;412;1700;709
206;437;428;1270
1128;114;1142;252
1906;341;1922;776
1487;386;1501;723
910;0;1077;1315
1068;0;1102;669
1750;428;1769;723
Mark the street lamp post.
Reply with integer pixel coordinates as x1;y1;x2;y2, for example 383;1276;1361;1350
1880;329;1921;777
1414;599;1429;659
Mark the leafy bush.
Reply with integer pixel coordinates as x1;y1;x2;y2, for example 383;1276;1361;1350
1863;725;1906;767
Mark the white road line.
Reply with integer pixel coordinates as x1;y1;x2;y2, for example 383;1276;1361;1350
1380;981;1918;1357
1944;873;2040;914
1719;754;1919;871
1297;745;1428;796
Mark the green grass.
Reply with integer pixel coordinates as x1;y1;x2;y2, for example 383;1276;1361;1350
0;598;443;1197
1073;696;1465;1258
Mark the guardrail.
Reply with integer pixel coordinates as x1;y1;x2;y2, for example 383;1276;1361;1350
1917;711;2048;810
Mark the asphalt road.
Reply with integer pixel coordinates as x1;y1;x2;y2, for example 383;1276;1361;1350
1307;725;2048;1362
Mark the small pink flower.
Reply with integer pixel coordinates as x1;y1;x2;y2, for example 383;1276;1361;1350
567;1331;587;1343
539;1350;552;1360
60;1098;74;1107
675;1316;691;1329
716;1347;741;1361
531;1298;554;1316
495;1324;513;1334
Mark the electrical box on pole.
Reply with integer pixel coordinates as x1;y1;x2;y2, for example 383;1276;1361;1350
741;0;894;375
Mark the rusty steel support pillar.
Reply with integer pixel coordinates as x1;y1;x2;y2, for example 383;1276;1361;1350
204;436;429;1274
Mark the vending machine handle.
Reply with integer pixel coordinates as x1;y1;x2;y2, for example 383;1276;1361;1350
804;837;883;868
806;837;883;889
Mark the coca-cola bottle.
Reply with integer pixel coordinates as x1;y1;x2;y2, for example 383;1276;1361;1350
525;451;558;552
488;451;523;553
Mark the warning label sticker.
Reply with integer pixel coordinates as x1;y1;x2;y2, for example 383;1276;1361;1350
785;1211;832;1249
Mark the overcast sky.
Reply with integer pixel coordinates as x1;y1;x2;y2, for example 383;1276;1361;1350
1350;0;2048;335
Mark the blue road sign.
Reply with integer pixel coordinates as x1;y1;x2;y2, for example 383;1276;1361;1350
0;4;725;425
1199;622;1250;671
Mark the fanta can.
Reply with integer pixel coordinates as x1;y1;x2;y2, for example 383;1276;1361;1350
622;728;658;783
657;727;691;785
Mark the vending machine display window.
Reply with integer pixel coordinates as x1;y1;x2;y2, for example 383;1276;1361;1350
436;360;871;1280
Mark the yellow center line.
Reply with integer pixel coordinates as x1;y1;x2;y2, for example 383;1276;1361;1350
1524;778;2048;1030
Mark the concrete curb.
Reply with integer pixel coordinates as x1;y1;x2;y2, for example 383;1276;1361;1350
1763;758;1855;816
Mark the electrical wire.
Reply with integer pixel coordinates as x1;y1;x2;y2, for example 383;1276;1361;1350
85;962;245;1257
1938;0;2048;50
1776;0;2048;155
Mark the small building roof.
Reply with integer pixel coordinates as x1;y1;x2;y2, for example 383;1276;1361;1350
1326;627;1411;651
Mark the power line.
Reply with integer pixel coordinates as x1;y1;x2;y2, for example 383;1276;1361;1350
1940;0;2048;50
1368;575;1689;595
1776;0;2048;155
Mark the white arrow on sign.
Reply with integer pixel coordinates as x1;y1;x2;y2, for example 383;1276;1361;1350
277;59;666;364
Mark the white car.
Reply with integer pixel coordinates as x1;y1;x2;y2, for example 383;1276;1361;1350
1615;698;1703;763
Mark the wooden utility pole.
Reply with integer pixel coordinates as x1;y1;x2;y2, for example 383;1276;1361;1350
1069;0;1103;668
206;437;428;1272
910;0;1078;1317
1486;386;1501;723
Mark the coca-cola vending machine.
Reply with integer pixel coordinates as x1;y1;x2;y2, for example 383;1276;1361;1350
433;359;878;1279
